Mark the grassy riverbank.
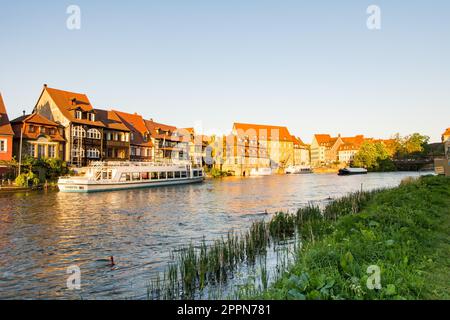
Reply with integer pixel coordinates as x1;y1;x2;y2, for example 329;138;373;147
252;175;450;300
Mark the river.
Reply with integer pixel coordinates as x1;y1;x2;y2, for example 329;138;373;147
0;171;429;299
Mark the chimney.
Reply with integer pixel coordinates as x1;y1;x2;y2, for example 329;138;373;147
23;110;26;116
44;84;47;88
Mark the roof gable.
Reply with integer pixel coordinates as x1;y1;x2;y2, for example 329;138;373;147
11;113;60;126
233;122;293;141
40;86;105;127
0;93;15;135
94;109;130;132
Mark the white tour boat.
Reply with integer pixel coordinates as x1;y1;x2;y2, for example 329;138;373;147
58;161;204;193
285;165;312;174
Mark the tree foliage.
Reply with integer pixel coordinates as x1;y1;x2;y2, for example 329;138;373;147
353;142;394;171
393;133;430;159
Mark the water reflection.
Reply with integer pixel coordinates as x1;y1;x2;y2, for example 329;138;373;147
0;172;428;299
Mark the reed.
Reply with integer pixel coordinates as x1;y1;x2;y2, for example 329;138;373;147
148;189;383;300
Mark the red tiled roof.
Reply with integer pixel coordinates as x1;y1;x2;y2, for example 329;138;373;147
233;123;293;141
443;128;450;136
337;135;366;151
314;134;333;145
111;110;153;147
11;113;60;127
11;114;65;142
145;119;180;142
0;93;14;135
94;109;130;132
292;135;307;147
42;86;105;127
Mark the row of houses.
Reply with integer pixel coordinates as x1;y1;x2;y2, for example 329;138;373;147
0;85;311;174
0;85;208;168
2;84;446;176
310;134;395;166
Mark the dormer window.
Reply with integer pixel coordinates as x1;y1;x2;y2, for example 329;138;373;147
88;113;95;122
75;111;82;119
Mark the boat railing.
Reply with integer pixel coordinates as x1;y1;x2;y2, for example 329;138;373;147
87;160;199;169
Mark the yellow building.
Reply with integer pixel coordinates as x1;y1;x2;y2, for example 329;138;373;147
219;123;296;176
292;136;310;166
310;134;339;166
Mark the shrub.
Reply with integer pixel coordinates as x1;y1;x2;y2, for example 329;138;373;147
15;172;41;187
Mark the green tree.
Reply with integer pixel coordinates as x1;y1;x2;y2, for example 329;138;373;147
353;142;394;171
403;133;429;156
391;133;429;159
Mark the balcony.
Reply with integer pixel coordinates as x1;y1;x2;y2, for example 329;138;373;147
106;140;130;148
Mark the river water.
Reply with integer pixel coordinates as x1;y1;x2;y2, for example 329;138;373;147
0;171;428;299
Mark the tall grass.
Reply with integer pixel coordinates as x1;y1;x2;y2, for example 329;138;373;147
148;189;381;300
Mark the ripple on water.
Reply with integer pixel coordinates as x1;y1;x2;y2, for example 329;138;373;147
0;171;428;299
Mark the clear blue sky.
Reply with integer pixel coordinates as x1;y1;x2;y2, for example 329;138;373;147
0;0;449;142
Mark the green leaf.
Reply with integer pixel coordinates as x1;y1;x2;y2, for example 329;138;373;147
288;289;306;300
386;284;396;296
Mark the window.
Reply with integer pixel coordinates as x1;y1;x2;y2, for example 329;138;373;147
29;125;35;133
132;173;140;181
88;113;95;122
48;145;56;158
141;172;149;180
75;111;82;119
28;144;36;157
87;128;101;139
159;172;166;179
72;126;86;138
120;173;131;182
37;145;46;158
174;171;181;178
130;133;134;141
151;172;158;180
181;171;188;178
86;148;100;158
72;148;85;158
0;139;6;152
167;172;174;179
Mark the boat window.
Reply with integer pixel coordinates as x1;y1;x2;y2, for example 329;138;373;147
174;171;181;178
193;170;199;177
141;172;149;180
151;172;158;180
120;173;131;182
167;172;174;179
102;172;108;180
132;173;140;181
198;171;203;177
159;172;167;179
181;171;188;178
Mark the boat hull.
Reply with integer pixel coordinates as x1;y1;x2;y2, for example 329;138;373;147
338;168;368;176
58;177;205;193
